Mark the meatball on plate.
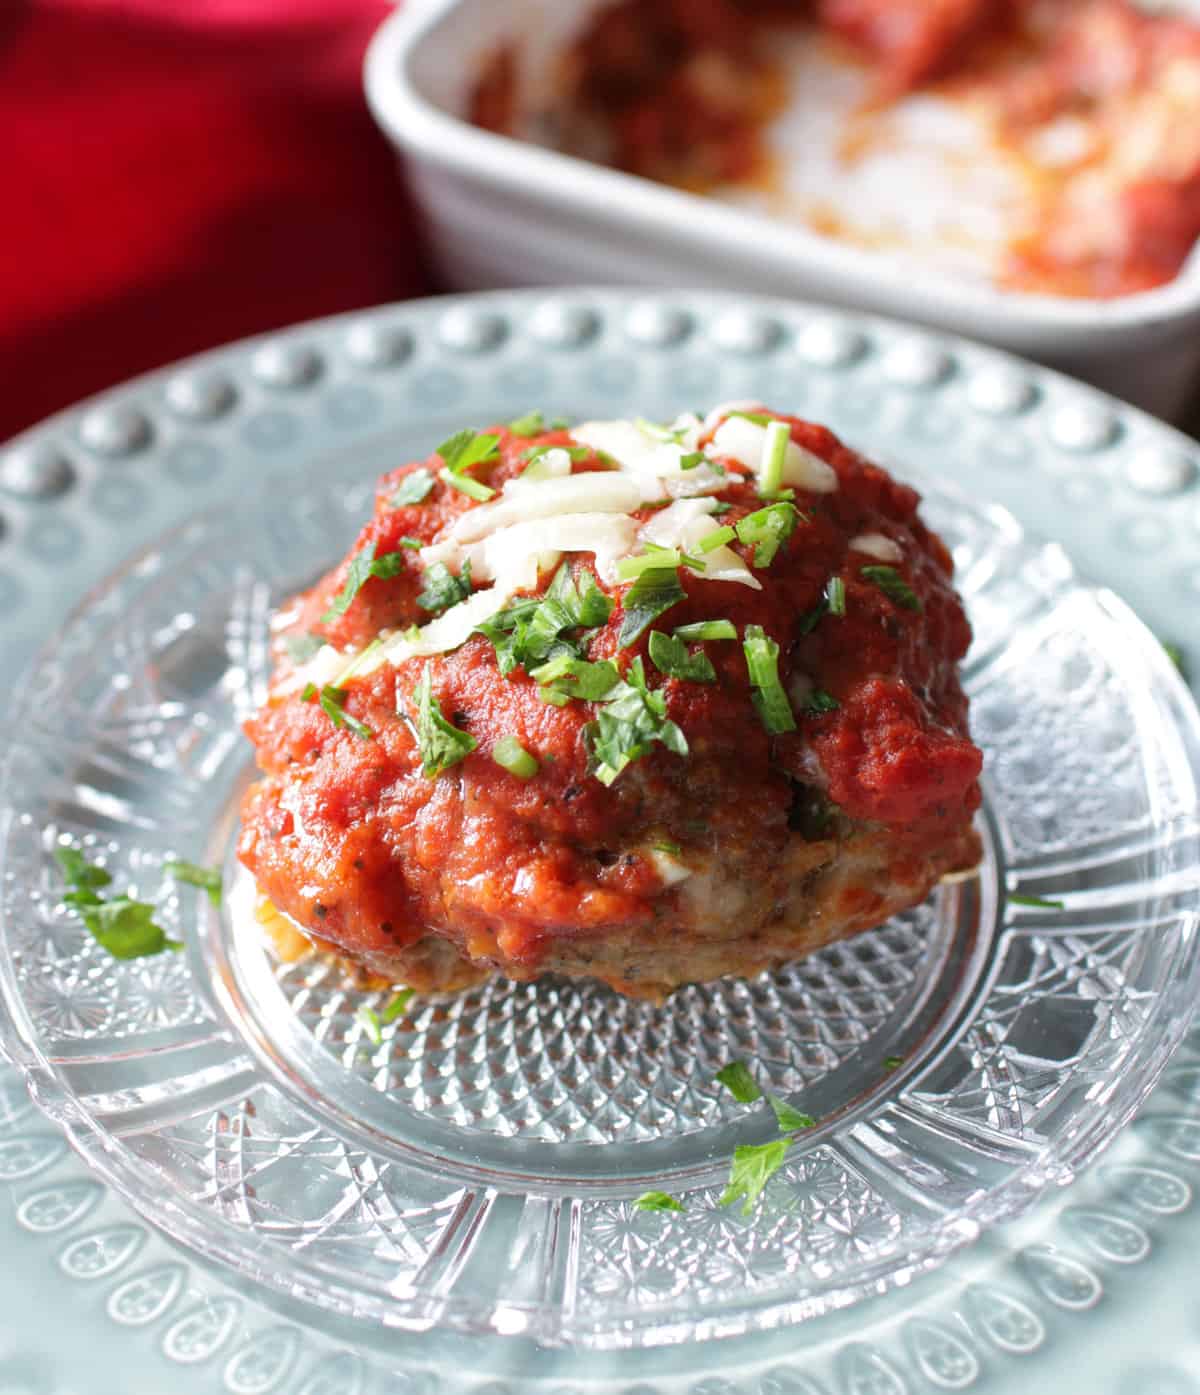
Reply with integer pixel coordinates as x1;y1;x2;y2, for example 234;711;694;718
238;404;983;1001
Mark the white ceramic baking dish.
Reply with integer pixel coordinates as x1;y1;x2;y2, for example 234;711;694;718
365;0;1200;421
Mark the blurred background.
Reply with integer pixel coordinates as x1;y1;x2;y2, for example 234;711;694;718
1;0;429;444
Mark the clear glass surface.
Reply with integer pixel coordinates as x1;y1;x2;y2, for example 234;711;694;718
1;465;1197;1349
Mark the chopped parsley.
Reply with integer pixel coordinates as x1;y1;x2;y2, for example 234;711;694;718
648;630;716;684
532;655;619;706
826;576;846;617
382;988;415;1022
618;566;686;648
302;683;374;741
634;1191;685;1213
758;419;791;497
719;1140;791;1216
697;526;736;553
436;428;499;500
802;689;840;715
861;565;922;612
54;845;182;960
743;626;797;735
679;451;706;470
735;502;800;567
356;1006;383;1046
165;859;223;908
321;541;413;624
507;409;545;436
673;619;737;642
284;632;327;664
1162;639;1188;678
1007;893;1065;910
884;1055;904;1071
492;735;539;778
584;657;688;785
409;664;477;777
477;562;613;676
727;410;772;427
715;1061;762;1103
653;839;683;856
769;1096;815;1132
390;469;435;506
418;559;472;614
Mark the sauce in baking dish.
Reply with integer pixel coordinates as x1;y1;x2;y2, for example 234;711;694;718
470;0;1200;298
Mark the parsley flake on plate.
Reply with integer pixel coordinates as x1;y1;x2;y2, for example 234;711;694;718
715;1060;762;1103
409;664;477;778
356;1006;383;1046
719;1140;791;1216
1007;893;1065;910
673;619;737;642
54;844;182;960
769;1096;816;1132
634;1191;686;1213
802;689;840;715
382;988;415;1023
532;655;620;707
165;859;223;908
491;734;540;778
584;657;688;786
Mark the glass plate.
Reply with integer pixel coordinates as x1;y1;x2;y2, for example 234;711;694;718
1;459;1197;1351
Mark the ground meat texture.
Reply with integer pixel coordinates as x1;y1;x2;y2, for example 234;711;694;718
238;410;982;1001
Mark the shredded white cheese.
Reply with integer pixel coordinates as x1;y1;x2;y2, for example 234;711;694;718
849;533;903;562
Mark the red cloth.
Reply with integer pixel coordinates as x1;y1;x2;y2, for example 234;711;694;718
0;1;432;444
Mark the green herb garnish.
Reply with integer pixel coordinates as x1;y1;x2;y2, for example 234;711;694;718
715;1061;762;1104
390;469;435;506
584;657;688;785
861;565;922;612
410;664;477;777
1007;893;1065;910
532;655;620;706
826;576;846;617
769;1096;815;1132
884;1055;904;1071
634;1191;686;1213
735;502;800;567
54;845;182;960
165;860;222;908
802;689;839;715
653;839;683;856
477;563;613;676
321;541;413;624
307;685;373;740
758;419;791;497
673;619;737;642
522;443;590;464
436;428;499;500
491;734;540;779
743;626;797;735
648;630;716;684
382;988;415;1023
728;410;772;427
697;526;736;553
719;1140;791;1216
618;567;686;648
507;410;545;437
417;559;472;614
357;1006;383;1046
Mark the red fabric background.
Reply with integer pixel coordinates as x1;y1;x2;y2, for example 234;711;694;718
0;0;432;444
